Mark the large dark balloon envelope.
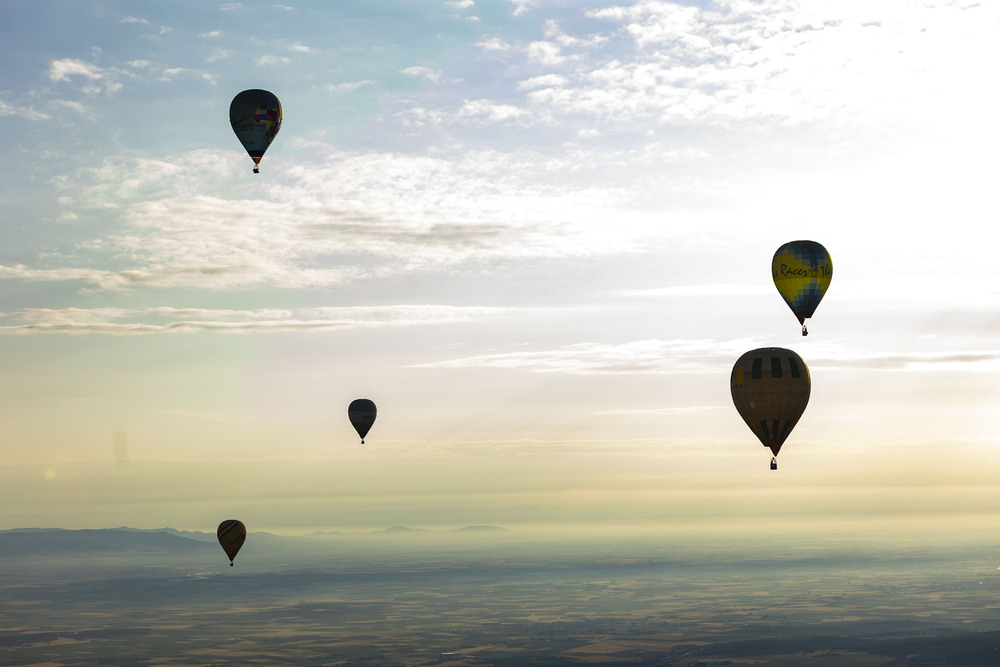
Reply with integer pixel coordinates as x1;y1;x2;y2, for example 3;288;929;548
772;240;832;336
731;348;810;468
348;399;377;444
217;519;247;566
229;89;282;173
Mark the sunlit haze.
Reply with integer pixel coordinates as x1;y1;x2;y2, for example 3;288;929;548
1;1;998;541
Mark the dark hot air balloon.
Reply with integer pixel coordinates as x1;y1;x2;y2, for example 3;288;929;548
348;399;377;444
772;240;832;336
229;89;282;173
731;348;810;470
217;519;246;566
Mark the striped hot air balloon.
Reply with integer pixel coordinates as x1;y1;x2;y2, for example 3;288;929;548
731;348;810;470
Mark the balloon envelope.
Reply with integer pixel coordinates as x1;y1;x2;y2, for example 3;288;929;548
217;519;246;565
772;240;832;328
229;89;282;169
730;348;810;457
348;399;377;443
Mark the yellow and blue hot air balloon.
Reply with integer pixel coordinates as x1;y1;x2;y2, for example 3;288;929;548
771;240;832;336
731;348;810;470
229;89;282;173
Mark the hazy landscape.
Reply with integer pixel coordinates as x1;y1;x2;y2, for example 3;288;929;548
3;525;1000;666
4;1;1000;664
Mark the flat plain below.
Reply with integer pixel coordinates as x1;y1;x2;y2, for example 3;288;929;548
2;527;1000;665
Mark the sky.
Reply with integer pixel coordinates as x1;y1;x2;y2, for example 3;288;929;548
1;0;999;537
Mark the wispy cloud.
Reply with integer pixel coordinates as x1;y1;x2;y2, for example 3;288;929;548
413;340;1000;376
0;99;50;121
814;351;1000;373
257;55;290;66
619;285;770;298
0;264;131;291
323;80;375;93
0;305;507;335
452;1;1000;144
49;59;106;82
47;58;133;96
477;37;510;51
402;66;461;85
18;149;643;291
411;339;751;375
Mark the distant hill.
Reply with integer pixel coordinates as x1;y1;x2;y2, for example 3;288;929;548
0;526;509;555
382;525;428;533
0;528;215;556
110;526;217;542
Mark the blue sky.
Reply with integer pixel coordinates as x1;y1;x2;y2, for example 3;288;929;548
1;0;999;534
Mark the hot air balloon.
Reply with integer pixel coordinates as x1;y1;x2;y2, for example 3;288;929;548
348;399;377;444
772;240;832;336
731;348;810;470
229;89;282;173
217;519;246;566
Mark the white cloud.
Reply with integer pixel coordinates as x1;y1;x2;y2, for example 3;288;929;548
48;58;132;95
402;66;458;84
0;264;131;291
49;59;105;82
21;147;646;292
257;55;290;66
509;0;535;17
527;41;567;66
477;37;510;51
159;67;194;79
411;337;1000;376
447;0;474;8
0;99;50;121
459;99;527;122
50;99;91;116
323;80;375;92
452;0;1000;139
518;74;569;90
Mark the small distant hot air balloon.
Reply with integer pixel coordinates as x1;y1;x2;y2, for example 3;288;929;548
731;348;810;470
229;89;282;173
217;519;246;566
348;399;377;444
772;240;832;336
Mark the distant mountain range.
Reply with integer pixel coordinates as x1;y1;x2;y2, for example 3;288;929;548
0;528;216;557
0;525;506;556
